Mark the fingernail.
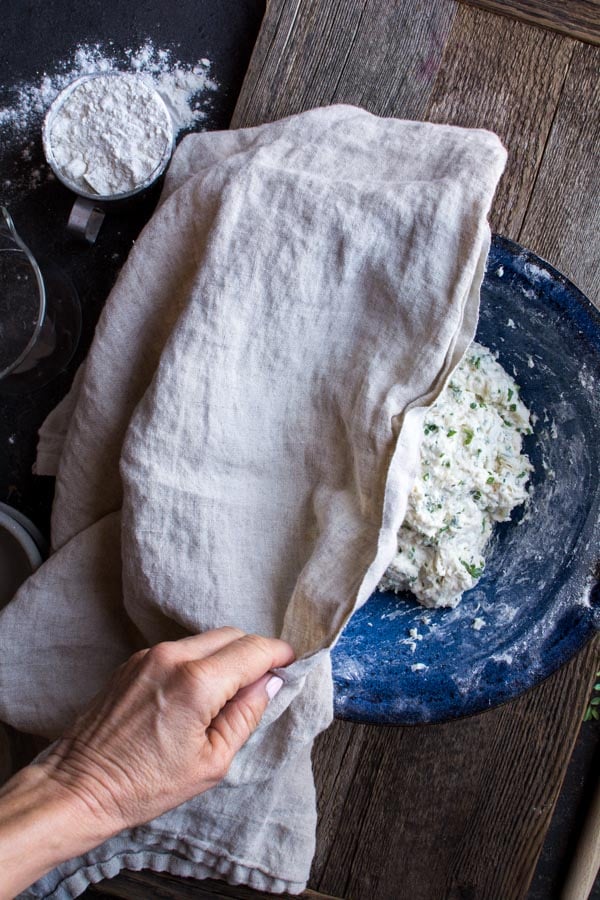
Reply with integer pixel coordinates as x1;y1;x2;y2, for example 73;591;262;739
266;675;283;701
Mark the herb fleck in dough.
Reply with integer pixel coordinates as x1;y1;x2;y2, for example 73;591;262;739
380;343;533;609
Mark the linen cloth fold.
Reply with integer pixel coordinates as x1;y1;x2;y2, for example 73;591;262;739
0;105;506;897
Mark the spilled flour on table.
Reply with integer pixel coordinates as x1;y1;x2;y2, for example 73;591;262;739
0;40;217;198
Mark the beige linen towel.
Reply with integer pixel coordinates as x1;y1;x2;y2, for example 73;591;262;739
0;105;506;897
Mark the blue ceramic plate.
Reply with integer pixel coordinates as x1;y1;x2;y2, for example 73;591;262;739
332;235;600;725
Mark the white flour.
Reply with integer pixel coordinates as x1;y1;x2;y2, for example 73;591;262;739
46;75;173;196
0;41;217;197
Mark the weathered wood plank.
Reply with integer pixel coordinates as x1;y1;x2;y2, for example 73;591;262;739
425;3;574;237
310;636;600;900
230;0;303;129
443;637;600;900
459;0;600;46
312;716;497;898
518;41;600;308
88;870;340;899
310;717;367;883
231;0;458;128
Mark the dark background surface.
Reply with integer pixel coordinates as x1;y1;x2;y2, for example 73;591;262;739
0;0;265;533
0;2;597;899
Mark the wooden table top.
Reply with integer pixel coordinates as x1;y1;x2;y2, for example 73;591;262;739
75;1;600;897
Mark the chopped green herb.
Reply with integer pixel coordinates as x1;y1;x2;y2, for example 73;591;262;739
472;490;481;501
463;428;474;446
422;472;430;481
486;475;495;484
461;560;484;578
424;423;439;435
507;388;514;401
470;402;478;409
469;356;481;369
509;403;517;412
447;429;457;437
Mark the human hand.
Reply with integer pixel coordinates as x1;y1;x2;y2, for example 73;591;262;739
38;627;294;839
0;627;294;898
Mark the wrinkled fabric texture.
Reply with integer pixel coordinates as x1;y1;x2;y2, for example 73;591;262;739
0;106;506;897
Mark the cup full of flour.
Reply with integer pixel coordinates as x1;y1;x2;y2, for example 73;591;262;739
42;72;175;240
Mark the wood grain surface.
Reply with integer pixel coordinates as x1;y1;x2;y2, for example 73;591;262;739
231;0;458;127
88;871;339;899
518;40;600;307
425;4;574;236
310;638;600;900
458;0;600;46
53;1;600;897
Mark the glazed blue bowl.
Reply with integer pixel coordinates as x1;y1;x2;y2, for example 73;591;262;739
332;235;600;725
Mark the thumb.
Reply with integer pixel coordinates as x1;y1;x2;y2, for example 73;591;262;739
207;673;284;760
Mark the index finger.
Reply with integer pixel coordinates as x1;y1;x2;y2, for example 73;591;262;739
162;626;248;660
182;633;295;716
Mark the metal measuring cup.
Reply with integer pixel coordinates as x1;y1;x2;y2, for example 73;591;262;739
42;73;175;243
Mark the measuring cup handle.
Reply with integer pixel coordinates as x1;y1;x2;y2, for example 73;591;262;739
67;197;105;244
